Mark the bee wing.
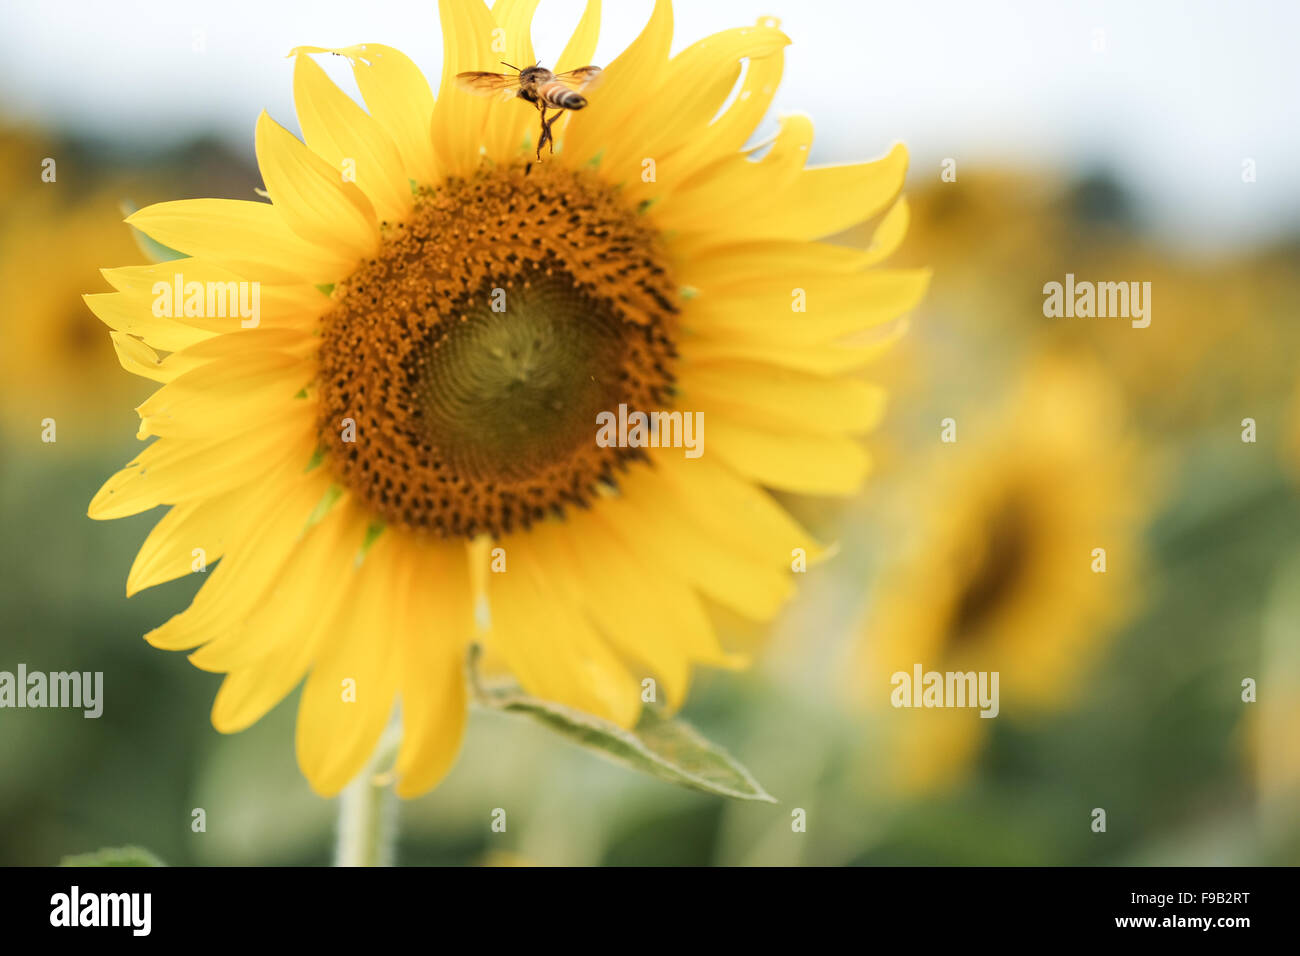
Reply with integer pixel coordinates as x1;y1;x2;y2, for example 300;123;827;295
456;71;519;97
552;65;603;91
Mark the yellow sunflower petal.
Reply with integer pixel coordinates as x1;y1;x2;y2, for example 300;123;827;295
101;261;327;332
189;502;362;674
489;0;542;155
125;199;355;283
704;414;872;495
683;360;887;435
542;0;603;151
651;452;827;566
208;504;368;732
859;197;911;266
87;407;313;520
167;326;317;362
528;518;693;711
595;478;794;621
561;0;673;164
486;535;641;727
134;349;309;441
611;24;790;196
567;499;739;681
680;317;909;375
292;43;438;185
665;142;909;245
650;113;812;228
83;291;211;353
254;110;379;257
431;0;503;176
114;328;314;390
555;0;601;72
126;488;246;596
676;237;895;289
585;510;737;671
750;143;910;241
393;536;473;797
661;17;786;177
142;462;332;651
686;268;931;345
109;332;171;384
295;532;402;796
290;52;413;224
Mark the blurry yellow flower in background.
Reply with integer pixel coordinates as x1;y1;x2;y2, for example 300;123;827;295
857;356;1156;795
86;0;923;798
1045;254;1300;436
0;184;148;442
869;169;1300;438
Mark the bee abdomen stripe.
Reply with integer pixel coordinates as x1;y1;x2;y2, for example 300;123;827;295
539;82;586;109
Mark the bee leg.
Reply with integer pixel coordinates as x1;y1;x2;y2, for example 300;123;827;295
543;111;559;155
535;108;550;159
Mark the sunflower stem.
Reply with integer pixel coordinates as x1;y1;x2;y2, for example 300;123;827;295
334;722;401;867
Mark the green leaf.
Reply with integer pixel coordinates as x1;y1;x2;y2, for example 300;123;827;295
60;845;165;867
468;647;775;803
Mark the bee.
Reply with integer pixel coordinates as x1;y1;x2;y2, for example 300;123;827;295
457;62;602;159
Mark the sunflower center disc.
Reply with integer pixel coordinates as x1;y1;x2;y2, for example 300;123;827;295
317;164;679;539
946;497;1032;644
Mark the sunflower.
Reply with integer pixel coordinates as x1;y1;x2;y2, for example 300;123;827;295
88;0;925;798
854;168;1300;438
0;187;149;441
857;356;1153;794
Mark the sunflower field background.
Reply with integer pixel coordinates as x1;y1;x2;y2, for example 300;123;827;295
2;0;1299;866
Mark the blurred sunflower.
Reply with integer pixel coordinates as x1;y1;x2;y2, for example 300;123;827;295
87;0;925;797
857;356;1153;795
0;188;148;441
861;169;1300;437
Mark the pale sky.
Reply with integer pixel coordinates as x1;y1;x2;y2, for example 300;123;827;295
3;0;1297;250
